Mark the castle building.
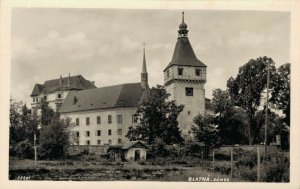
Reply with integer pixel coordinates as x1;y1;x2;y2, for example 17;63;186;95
30;74;96;114
164;12;207;139
30;12;209;146
59;46;151;146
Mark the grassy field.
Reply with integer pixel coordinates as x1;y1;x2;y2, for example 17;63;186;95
9;159;244;182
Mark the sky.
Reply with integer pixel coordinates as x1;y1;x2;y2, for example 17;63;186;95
11;8;290;105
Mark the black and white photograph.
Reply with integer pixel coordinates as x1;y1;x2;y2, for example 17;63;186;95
1;0;299;188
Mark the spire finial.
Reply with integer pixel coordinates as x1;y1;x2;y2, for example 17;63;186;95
182;11;184;23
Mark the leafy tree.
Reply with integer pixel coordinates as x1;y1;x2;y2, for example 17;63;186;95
9;99;39;158
10;100;24;145
227;57;277;145
9;100;39;145
38;99;55;126
211;89;248;145
270;63;290;125
191;114;219;157
126;85;184;145
38;117;74;160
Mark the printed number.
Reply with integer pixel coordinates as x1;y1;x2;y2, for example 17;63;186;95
17;176;31;180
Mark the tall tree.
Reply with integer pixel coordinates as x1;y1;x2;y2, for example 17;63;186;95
270;63;290;125
9;100;39;145
126;85;184;145
38;117;74;160
38;99;55;126
227;57;277;145
211;89;248;145
191;114;219;157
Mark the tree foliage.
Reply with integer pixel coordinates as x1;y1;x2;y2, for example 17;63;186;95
38;117;74;160
126;85;184;145
227;57;277;144
211;89;248;144
9;100;39;145
270;63;290;125
192;114;220;149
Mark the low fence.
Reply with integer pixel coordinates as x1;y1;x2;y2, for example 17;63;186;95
208;145;289;182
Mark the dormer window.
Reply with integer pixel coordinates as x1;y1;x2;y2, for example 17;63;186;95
178;68;183;75
167;70;170;77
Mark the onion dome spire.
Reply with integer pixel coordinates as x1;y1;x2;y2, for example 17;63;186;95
178;11;188;38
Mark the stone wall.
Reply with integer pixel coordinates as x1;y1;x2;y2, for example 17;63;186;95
68;145;109;156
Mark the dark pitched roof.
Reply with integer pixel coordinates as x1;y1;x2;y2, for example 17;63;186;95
30;75;96;96
122;141;148;150
164;37;206;71
30;84;44;96
60;82;144;113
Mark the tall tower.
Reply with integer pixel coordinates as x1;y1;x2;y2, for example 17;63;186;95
140;43;151;104
141;43;149;89
164;12;207;139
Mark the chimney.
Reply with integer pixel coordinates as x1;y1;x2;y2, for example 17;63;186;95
68;73;71;87
60;75;63;87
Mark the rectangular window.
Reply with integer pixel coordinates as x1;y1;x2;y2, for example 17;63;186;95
44;96;47;100
178;68;183;75
118;139;122;144
76;131;80;138
118;129;122;135
108;115;112;124
97;116;101;124
86;117;90;125
185;87;194;96
97;140;101;145
117;115;122;124
33;98;35;102
76;118;79;126
86;140;90;145
195;69;201;76
57;94;62;99
167;70;170;77
85;131;90;137
132;115;137;123
108;139;112;145
36;98;39;102
108;129;112;136
96;130;101;136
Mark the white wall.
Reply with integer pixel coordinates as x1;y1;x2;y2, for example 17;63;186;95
61;107;138;146
164;65;206;138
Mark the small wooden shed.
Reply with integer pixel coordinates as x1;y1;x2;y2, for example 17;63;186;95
122;141;148;162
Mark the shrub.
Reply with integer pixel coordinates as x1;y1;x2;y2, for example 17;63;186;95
237;166;257;181
14;140;34;159
235;150;257;168
262;154;289;182
215;163;231;175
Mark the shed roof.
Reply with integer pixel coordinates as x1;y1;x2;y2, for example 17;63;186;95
122;141;148;150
